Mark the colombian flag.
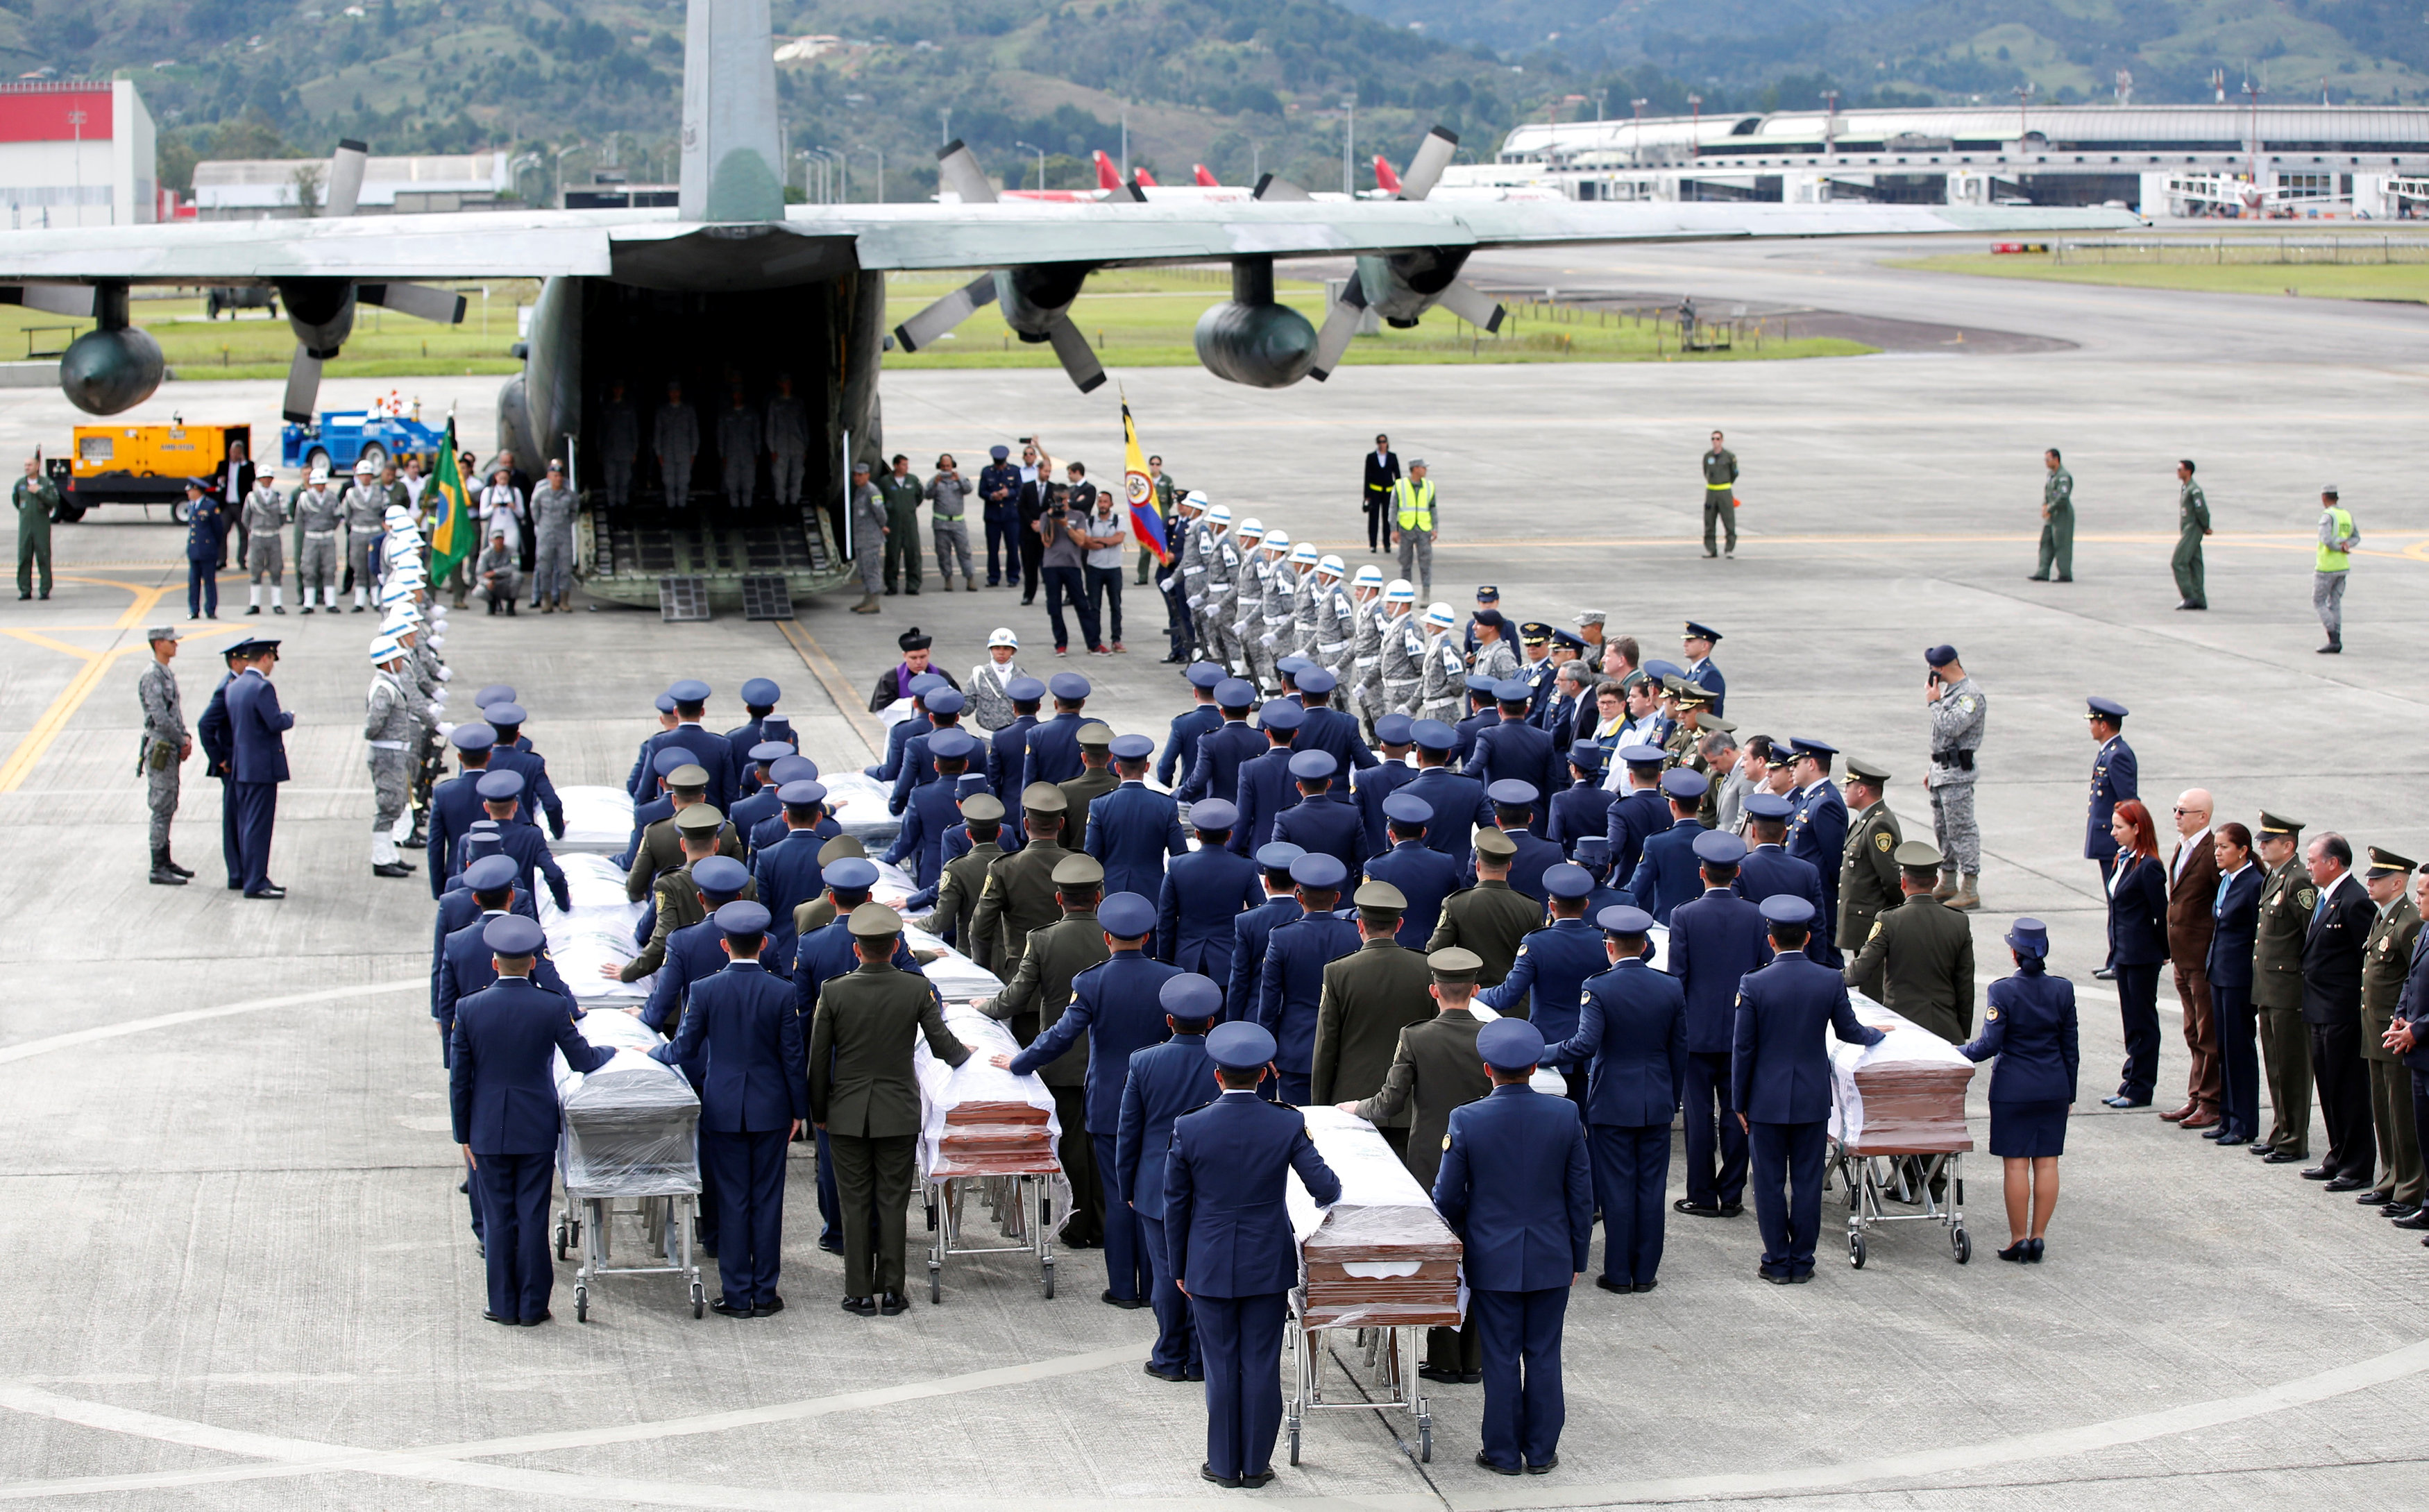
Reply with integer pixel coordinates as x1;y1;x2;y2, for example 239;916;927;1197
425;421;473;581
1121;396;1169;564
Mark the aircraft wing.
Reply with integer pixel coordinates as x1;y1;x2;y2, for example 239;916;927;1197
0;199;2135;284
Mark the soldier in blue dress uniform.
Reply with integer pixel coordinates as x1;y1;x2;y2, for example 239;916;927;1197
1155;798;1262;983
1960;918;2080;1262
1783;740;1850;966
1547;741;1614;856
1086;733;1189;897
1175;679;1266;806
1257;853;1361;1104
1270;750;1369;880
1548;906;1684;1295
1164;1021;1341;1488
1467;679;1560;836
1403;720;1494;874
1158;663;1229;787
1434;1018;1593;1476
1117;974;1222;1382
1626;768;1711;925
1228;843;1305;1027
1364;793;1459;948
1666;829;1766;1218
1479;863;1608;1098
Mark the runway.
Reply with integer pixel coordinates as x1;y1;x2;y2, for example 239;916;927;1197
1;237;2425;1508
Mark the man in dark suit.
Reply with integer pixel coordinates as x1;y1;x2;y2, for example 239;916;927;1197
1159;663;1228;787
1003;892;1181;1309
1732;897;1884;1282
1176;679;1264;805
1271;751;1369;881
1403;720;1494;874
450;915;613;1324
1433;1018;1593;1477
2163;789;2223;1129
1666;833;1767;1218
1020;672;1094;792
1466;680;1561;838
1548;906;1686;1294
651;901;804;1317
223;638;294;899
1118;975;1222;1382
1361;434;1400;554
1165;1021;1342;1488
1736;793;1828;962
1364;794;1459;948
2302;832;2378;1188
2208;824;2266;1147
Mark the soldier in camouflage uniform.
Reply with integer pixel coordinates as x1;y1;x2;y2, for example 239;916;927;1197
294;470;345;613
365;636;432;878
1922;644;1987;909
527;459;580;612
1221;518;1267;684
340;460;388;611
241;468;289;614
1376;581;1427;723
1199;510;1246;677
137;626;193;885
1247;530;1294;695
1282;541;1322;661
1345;567;1388;728
1416;602;1466;724
1170;494;1212;662
1305;556;1359;694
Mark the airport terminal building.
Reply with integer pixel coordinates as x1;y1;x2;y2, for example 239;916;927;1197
1463;105;2429;217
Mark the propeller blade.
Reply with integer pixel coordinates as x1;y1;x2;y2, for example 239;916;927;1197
325;137;369;217
1434;279;1505;334
359;281;466;324
892;273;999;353
1043;313;1106;393
0;283;94;317
1251;173;1312;202
1306;280;1370;383
934;139;998;205
282;346;325;424
1394;126;1459;202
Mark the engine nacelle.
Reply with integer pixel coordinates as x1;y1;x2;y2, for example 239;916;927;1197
278;276;357;359
995;264;1090;341
60;326;164;415
1194;301;1316;389
1353;246;1471;328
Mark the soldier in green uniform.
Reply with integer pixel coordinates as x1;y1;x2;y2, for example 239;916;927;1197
2359;848;2423;1214
811;902;972;1315
2172;459;2212;611
793;835;869;939
618;806;759;982
930;793;1007;947
1056;722;1119;851
625;765;743;900
1838;757;1902;952
1340;940;1491;1384
967;784;1072;977
2251;812;2314;1163
876;454;926;595
1700;430;1738;560
14;455;58;600
2030;447;2074;584
983;853;1111;1246
1311;882;1437;1147
1843;840;1976;1044
1426;829;1539;987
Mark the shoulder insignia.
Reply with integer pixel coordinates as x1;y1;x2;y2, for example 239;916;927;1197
1443;1136;1453;1152
1516;944;1528;956
1958;697;1975;713
981;876;998;896
1986;1007;1998;1021
1874;832;1893;852
1867;920;1886;944
2298;888;2319;911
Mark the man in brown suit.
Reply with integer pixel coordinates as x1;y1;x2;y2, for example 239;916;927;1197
2162;789;2223;1130
1312;882;1437;1153
1339;944;1491;1386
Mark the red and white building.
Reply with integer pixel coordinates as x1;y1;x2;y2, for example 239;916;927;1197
0;79;157;228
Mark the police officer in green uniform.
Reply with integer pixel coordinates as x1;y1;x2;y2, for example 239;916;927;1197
2251;811;2314;1163
809;902;972;1315
2172;459;2211;611
2030;447;2074;584
1838;757;1902;953
1427;828;1539;987
984;852;1112;1248
1843;840;1976;1044
14;455;58;600
966;783;1073;977
2359;848;2423;1215
1700;430;1738;560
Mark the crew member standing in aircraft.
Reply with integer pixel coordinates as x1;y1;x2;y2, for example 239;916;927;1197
599;380;639;510
656;380;698;508
849;461;885;615
765;374;810;514
718;386;759;511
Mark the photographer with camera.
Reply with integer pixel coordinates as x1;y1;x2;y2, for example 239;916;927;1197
1922;645;1988;910
1036;461;1104;656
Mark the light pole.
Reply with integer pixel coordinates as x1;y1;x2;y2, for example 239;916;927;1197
1015;139;1044;192
552;142;583;207
1341;94;1356;194
2010;82;2031;146
1630;98;1646;167
66;108;84;223
939;107;951;148
867;146;884;202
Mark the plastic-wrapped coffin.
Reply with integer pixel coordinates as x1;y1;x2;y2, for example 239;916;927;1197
539;852;650;1005
555;785;638;855
552;1010;702;1198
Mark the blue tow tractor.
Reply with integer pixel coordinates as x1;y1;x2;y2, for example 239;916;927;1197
280;405;448;478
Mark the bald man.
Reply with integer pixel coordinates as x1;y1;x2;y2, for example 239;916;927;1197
2163;789;2223;1129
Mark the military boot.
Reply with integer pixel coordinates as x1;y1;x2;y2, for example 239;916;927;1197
149;849;187;886
1950;874;1981;910
162;851;195;878
850;593;881;615
1931;870;1958;901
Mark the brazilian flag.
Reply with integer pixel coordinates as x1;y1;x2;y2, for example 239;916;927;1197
425;421;473;583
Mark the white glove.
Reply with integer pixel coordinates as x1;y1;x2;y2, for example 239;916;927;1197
430;688;448;704
434;663;451;679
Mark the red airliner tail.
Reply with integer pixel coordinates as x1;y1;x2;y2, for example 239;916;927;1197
1093;151;1122;190
1193;164;1219;186
1373;155;1402;194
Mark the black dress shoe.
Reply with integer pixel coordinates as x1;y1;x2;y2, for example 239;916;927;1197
1673;1199;1723;1218
1475;1452;1522;1477
1100;1289;1147;1309
1419;1364;1469;1384
1239;1470;1276;1488
2325;1175;2369;1191
1144;1363;1191;1383
711;1298;756;1318
1525;1454;1559;1475
2248;1140;2278;1155
2358;1189;2395;1205
2301;1165;2337;1180
2262;1150;2305;1164
1634;1280;1659;1293
371;861;415;878
1594;1275;1633;1294
879;1291;909;1316
1201;1464;1242;1488
2213;1132;2251;1147
2200;1126;2226;1139
243;886;287;899
1716;1202;1744;1217
1758;1268;1794;1284
482;1310;517;1325
755;1296;785;1316
520;1311;552;1325
818;1237;845;1255
840;1295;878;1316
2383;1205;2421;1221
2399;1211;2429;1231
2093;967;2117;980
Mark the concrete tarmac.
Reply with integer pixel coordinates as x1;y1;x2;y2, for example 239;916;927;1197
1;241;2425;1509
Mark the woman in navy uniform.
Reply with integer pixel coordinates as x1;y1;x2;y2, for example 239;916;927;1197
1959;917;2080;1262
2103;799;2169;1108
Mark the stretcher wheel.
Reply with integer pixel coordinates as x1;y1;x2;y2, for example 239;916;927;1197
1847;1233;1866;1270
1951;1227;1971;1264
691;1282;706;1318
575;1285;589;1323
555;1215;568;1262
1041;1260;1055;1300
1418;1422;1431;1463
930;1263;942;1305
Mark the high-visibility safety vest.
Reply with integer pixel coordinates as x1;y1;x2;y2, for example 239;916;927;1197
2317;507;2354;572
1392;477;1435;531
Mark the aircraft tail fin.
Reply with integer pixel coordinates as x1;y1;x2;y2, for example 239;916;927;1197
1373;155;1401;194
678;0;786;221
1193;164;1219;187
1094;151;1123;191
1135;167;1160;187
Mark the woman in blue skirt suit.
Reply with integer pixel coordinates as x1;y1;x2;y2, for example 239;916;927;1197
1961;917;2080;1262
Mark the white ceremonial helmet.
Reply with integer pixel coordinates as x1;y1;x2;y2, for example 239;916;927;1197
1203;502;1232;528
1289;541;1319;568
1261;529;1289;554
369;635;404;664
1423;601;1455;629
1234;516;1264;541
1355;565;1387;591
987;626;1019;649
1180;490;1209;512
1317;554;1346;581
1384;578;1416;604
